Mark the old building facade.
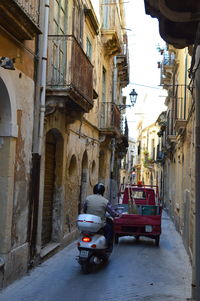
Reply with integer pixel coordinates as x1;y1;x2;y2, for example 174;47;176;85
0;0;129;287
135;121;161;187
143;1;200;298
157;45;195;256
120;137;137;187
0;0;41;287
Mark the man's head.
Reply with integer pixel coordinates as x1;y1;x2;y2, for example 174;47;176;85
93;183;105;196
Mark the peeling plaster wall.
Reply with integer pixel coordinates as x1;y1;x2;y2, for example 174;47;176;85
11;71;34;249
64;119;99;233
39;111;100;248
0;68;34;287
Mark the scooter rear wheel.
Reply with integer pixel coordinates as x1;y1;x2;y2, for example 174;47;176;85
81;262;90;274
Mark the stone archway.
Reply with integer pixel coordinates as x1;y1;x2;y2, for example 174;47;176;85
79;151;88;213
0;74;17;255
42;128;64;247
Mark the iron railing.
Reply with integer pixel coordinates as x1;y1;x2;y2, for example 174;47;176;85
15;0;40;25
47;35;93;105
99;102;121;133
163;51;175;66
174;84;193;121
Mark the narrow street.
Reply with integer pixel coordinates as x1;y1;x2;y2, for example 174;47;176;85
0;211;192;301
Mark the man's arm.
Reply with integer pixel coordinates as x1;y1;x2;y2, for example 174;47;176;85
106;202;119;217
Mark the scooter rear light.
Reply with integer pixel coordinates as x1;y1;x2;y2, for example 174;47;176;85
91;244;96;248
82;236;91;242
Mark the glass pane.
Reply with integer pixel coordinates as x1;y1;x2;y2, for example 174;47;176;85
61;0;66;11
54;0;59;21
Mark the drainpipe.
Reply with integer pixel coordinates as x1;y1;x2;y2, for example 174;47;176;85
109;138;116;204
29;0;50;260
192;43;200;300
194;43;200;300
38;0;50;155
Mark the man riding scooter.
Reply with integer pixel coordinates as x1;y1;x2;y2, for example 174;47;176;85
83;183;120;251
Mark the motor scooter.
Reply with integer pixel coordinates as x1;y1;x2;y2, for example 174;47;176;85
76;213;113;274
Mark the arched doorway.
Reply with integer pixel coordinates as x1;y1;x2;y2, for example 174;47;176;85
0;76;17;254
42;129;63;247
79;151;88;213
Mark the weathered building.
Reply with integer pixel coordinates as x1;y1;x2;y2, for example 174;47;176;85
0;0;129;288
157;45;194;254
0;0;41;288
34;0;129;261
143;1;200;298
135;122;161;187
120;137;137;186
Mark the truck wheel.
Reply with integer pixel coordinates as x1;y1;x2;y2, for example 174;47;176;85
135;235;140;241
155;236;160;247
114;235;119;244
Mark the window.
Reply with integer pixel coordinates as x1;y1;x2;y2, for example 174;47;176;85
102;0;110;29
86;37;92;60
100;67;107;127
51;0;67;85
102;67;106;102
151;139;155;160
73;0;83;43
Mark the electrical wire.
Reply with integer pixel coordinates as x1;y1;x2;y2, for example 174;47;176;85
129;82;162;89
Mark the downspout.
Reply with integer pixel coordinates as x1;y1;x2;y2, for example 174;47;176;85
38;0;50;155
109;138;116;204
194;45;200;300
109;56;117;203
29;0;50;261
192;24;200;300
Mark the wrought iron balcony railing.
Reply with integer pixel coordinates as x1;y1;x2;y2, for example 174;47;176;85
15;0;40;25
116;35;129;87
99;102;121;135
0;0;40;40
46;35;93;112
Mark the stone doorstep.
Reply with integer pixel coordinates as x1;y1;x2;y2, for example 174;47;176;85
40;230;79;259
40;243;60;258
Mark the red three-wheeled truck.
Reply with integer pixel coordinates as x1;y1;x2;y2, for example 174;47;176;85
114;182;162;246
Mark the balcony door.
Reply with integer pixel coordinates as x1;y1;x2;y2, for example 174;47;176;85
49;0;68;85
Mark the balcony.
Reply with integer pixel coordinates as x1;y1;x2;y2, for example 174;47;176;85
166;115;176;145
116;35;129;87
0;0;41;40
99;102;121;136
156;150;165;163
174;85;188;135
101;4;123;56
46;35;94;113
160;51;176;87
174;119;187;135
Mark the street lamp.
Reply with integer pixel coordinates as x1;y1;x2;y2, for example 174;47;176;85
118;89;138;111
129;89;138;106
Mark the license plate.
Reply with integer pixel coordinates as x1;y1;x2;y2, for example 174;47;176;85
145;225;152;232
80;250;89;258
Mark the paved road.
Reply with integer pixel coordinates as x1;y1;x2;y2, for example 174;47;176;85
0;211;192;301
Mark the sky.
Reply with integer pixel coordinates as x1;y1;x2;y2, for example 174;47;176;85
123;0;167;138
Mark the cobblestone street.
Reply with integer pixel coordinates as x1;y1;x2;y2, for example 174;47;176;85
0;211;192;301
